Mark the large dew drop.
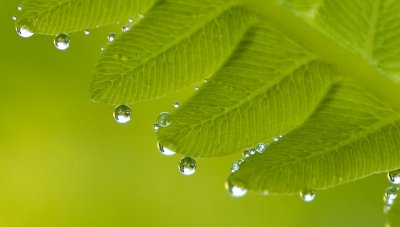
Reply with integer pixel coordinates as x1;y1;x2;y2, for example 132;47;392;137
54;34;70;50
157;112;171;128
388;169;400;184
157;142;175;156
16;26;34;38
225;180;247;197
113;105;132;124
257;143;267;153
300;189;316;202
179;157;196;176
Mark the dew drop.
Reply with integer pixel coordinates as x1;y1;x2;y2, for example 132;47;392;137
173;101;180;109
195;86;200;91
179;157;196;175
153;123;160;133
157;142;175;156
108;32;116;42
242;149;250;159
17;5;22;11
273;137;279;142
113;105;131;124
257;143;267;154
128;17;134;23
231;162;239;173
249;148;256;156
388;169;400;184
203;79;208;83
12;15;17;21
300;189;316;202
225;180;247;197
385;186;398;201
83;29;90;36
16;26;33;38
122;25;130;32
157;112;171;127
54;33;70;50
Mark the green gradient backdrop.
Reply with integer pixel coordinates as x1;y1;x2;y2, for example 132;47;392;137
0;1;389;226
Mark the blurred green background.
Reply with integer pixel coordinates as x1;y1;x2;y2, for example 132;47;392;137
0;1;391;226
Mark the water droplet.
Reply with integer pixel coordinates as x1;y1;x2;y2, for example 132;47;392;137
300;189;315;202
128;17;134;23
157;112;171;127
108;32;116;42
257;143;267;153
113;105;131;124
122;25;130;32
100;47;105;52
153;123;160;133
179;157;196;175
385;186;398;201
54;33;70;50
388;169;400;184
83;29;90;35
17;5;22;11
231;162;239;173
242;149;250;159
273;137;279;142
203;79;208;83
157;142;175;156
249;148;256;156
195;86;200;91
12;15;17;21
16;26;33;38
225;180;247;197
173;101;180;109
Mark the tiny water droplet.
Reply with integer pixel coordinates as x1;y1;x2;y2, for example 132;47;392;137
257;143;267;153
225;180;247;197
195;86;199;91
242;149;250;159
113;105;131;124
54;33;70;50
128;17;134;23
157;112;171;127
12;15;17;21
108;32;116;42
231;162;239;173
238;158;245;165
122;25;130;32
385;186;398;201
16;26;33;38
249;148;256;156
173;101;180;109
388;169;400;184
153;123;160;133
83;29;90;35
179;157;196;175
203;79;208;83
100;47;105;52
17;5;22;11
300;189;315;202
157;142;175;156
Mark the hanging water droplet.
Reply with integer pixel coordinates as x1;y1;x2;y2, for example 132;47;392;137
242;149;250;159
249;148;256;156
17;5;22;11
16;26;34;38
273;137;279;142
157;142;175;156
83;29;90;35
225;180;247;197
157;112;171;128
12;15;17;21
54;33;70;50
179;157;196;176
195;86;200;91
153;123;160;133
231;162;239;173
122;25;130;32
257;143;267;153
108;32;116;42
113;105;131;124
300;189;316;202
385;186;398;201
388;169;400;184
173;101;180;109
128;17;134;23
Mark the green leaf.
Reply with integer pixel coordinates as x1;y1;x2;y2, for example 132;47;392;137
157;23;338;157
91;0;258;104
16;0;155;34
229;80;400;193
